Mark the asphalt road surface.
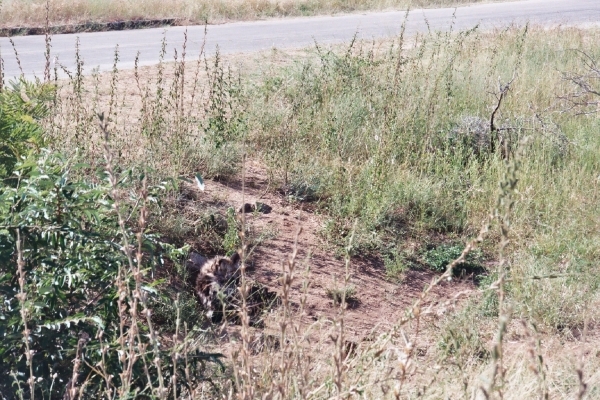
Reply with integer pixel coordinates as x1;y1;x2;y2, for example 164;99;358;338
1;0;599;81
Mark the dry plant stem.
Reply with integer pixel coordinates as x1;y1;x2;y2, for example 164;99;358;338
294;257;312;398
43;0;51;83
576;312;589;400
171;29;188;160
0;44;4;92
15;229;35;400
523;321;548;400
183;322;191;388
392;9;409;87
262;227;308;399
278;229;302;398
482;139;528;399
389;220;491;397
235;153;255;400
9;38;23;77
172;294;181;400
178;30;187;120
107;46;120;126
99;116;167;398
73;38;84;142
489;75;512;133
152;34;167;140
92;330;116;397
137;175;168;397
332;230;354;399
115;266;130;395
66;335;86;400
187;25;207;119
561;50;600;114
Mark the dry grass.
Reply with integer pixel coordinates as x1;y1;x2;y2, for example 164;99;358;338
4;19;600;399
66;25;600;397
2;0;499;28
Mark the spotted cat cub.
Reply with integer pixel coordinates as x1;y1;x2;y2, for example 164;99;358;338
194;252;241;317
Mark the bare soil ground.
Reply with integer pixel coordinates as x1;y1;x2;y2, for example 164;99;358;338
187;160;478;343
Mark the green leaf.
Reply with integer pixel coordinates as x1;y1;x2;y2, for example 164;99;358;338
141;285;158;294
38;286;54;295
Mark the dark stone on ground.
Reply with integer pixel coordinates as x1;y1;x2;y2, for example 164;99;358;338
238;202;272;214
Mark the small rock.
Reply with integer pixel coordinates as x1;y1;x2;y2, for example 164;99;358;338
239;203;254;213
255;202;272;214
238;202;272;214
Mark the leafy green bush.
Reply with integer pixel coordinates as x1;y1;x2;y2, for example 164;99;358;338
202;51;246;151
0;151;219;398
150;291;204;333
326;284;358;306
382;247;410;281
422;242;484;276
0;152;122;397
0;79;54;179
222;207;241;256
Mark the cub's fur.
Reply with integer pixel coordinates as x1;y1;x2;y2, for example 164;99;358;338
189;251;278;325
194;252;241;317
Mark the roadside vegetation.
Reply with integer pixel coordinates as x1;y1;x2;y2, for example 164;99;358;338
2;0;495;31
1;20;600;398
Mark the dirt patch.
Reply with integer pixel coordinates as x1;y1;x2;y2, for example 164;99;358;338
188;160;478;341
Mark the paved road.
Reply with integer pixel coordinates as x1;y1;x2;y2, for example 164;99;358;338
1;0;599;81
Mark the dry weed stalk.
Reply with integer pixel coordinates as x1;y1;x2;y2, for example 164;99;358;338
521;320;548;400
99;114;168;398
43;0;51;83
561;49;600;115
65;333;87;400
233;153;313;399
489;73;516;157
187;25;208;121
106;47;120;128
480;137;529;399
331;229;355;399
0;44;4;92
8;38;23;77
233;154;255;400
15;229;35;400
275;228;304;399
172;294;181;400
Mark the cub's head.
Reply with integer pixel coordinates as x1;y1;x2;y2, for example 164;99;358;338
214;252;241;278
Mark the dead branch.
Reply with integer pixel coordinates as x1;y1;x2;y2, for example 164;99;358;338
489;72;516;155
559;49;600;115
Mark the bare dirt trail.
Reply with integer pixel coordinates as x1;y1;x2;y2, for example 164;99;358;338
2;0;599;81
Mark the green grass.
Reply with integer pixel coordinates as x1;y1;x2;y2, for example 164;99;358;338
244;27;600;337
